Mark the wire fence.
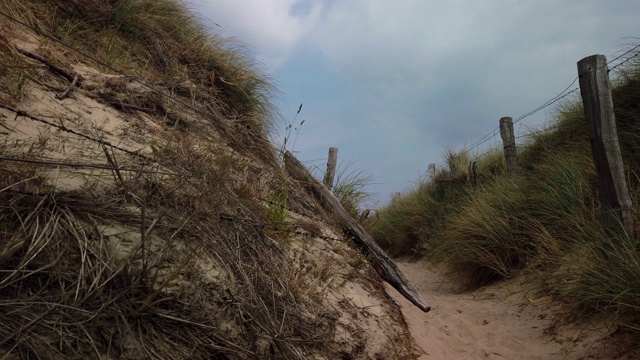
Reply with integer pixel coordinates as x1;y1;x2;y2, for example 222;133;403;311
394;45;640;195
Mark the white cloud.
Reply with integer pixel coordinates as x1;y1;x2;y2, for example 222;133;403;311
190;0;324;68
311;0;638;87
312;1;501;79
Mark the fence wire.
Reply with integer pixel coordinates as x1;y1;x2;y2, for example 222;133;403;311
423;46;640;189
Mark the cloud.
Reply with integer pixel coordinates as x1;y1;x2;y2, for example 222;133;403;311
306;0;640;139
190;0;324;68
312;1;500;81
311;0;639;97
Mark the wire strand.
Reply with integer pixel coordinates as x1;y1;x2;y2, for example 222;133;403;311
0;103;155;162
0;156;177;176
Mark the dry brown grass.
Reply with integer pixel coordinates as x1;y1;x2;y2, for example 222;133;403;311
0;2;333;359
0;1;421;358
0;0;278;164
0;123;344;358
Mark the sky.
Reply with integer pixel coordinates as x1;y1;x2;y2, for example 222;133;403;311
190;0;640;207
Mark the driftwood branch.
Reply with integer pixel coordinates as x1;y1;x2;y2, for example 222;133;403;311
284;151;431;313
56;73;80;100
16;47;80;85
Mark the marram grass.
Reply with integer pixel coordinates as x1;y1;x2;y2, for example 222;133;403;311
373;44;640;342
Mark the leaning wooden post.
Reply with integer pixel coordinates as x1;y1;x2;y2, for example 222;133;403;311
323;147;338;190
578;54;634;238
284;151;431;312
499;116;517;178
428;163;436;178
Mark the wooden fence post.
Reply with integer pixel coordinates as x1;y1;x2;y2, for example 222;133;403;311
578;54;634;238
499;116;517;177
323;147;338;190
468;161;478;188
428;163;436;178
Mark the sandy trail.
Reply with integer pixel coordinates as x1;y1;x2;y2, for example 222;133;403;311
388;260;633;360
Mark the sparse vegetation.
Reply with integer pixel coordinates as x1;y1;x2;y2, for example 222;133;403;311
372;45;640;346
0;0;278;163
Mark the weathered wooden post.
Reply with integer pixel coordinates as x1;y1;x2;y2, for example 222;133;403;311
499;116;517;178
428;163;436;179
578;54;634;238
323;147;338;190
284;151;431;312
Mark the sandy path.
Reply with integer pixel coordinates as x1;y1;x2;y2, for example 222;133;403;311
388;260;632;360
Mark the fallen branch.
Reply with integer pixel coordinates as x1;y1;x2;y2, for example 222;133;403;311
283;151;431;312
16;47;78;84
56;73;80;100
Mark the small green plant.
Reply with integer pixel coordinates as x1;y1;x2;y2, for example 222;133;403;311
267;174;289;227
267;103;305;227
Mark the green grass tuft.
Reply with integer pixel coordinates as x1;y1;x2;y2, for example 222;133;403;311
331;160;374;219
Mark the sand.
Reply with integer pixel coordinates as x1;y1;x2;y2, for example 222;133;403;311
389;260;637;360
